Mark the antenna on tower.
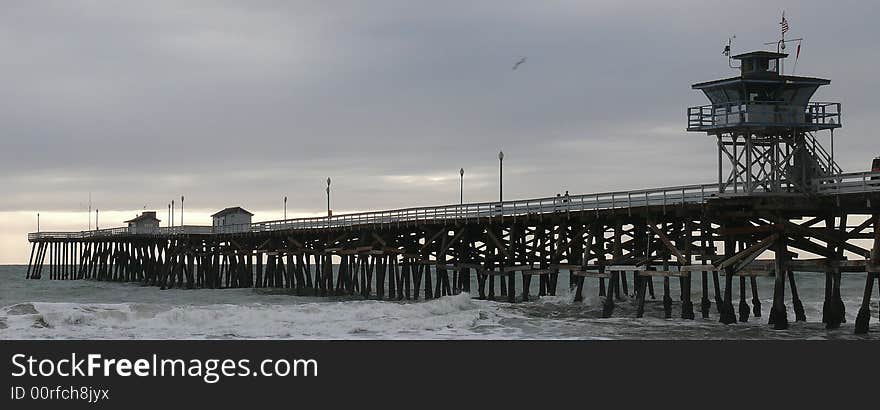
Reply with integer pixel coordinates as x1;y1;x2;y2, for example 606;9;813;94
724;35;739;69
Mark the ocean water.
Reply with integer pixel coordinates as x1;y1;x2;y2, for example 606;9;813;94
1;265;878;340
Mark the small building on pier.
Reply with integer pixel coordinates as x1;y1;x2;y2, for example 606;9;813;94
125;211;160;234
211;207;253;228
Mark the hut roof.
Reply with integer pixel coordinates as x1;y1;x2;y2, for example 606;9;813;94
211;207;254;218
125;211;160;223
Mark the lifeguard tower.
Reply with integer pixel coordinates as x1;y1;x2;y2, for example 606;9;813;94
687;50;841;194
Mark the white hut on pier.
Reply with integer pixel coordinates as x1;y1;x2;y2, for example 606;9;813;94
125;211;160;234
211;207;254;232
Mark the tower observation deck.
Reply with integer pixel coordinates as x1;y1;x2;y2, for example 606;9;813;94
688;51;842;194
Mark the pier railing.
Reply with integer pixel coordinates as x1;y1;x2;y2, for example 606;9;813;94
27;171;880;240
813;171;880;194
241;183;720;232
28;225;213;240
29;183;721;239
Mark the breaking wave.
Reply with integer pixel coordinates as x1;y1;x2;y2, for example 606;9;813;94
1;266;878;340
0;293;510;339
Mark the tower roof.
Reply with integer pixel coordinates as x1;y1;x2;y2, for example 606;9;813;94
731;51;788;60
691;74;830;90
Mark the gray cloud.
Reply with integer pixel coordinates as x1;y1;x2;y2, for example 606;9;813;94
1;0;878;217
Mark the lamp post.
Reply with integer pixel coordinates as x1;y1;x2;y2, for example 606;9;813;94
498;151;504;203
180;195;184;226
168;203;171;228
171;200;175;227
459;168;464;205
37;212;40;233
326;177;332;217
497;150;514;302
284;196;288;220
95;209;99;230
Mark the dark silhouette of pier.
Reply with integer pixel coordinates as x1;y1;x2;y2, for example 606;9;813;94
25;48;880;334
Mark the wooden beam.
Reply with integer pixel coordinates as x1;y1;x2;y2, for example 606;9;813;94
572;271;609;278
256;238;272;251
501;265;538;272
679;265;717;272
550;264;581;271
522;269;556;276
638;270;689;278
370;232;387;247
786;236;835;258
782;220;871;258
419;228;447;251
647;224;686;264
485;230;508;257
605;265;641;271
722;268;773;277
286;237;304;248
717;223;781;236
848;218;873;236
445;229;467;250
716;233;778;270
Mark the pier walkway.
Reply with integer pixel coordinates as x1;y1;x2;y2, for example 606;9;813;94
29;170;880;240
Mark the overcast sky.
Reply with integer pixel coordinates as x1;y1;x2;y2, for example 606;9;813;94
2;0;878;262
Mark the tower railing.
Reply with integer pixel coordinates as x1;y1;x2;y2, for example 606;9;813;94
687;101;840;131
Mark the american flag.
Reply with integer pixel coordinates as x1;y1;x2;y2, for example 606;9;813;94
780;12;790;35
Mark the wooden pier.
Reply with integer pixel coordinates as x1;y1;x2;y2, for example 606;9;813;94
25;173;880;333
23;48;880;333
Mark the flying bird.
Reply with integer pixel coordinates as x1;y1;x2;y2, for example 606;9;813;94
512;57;526;70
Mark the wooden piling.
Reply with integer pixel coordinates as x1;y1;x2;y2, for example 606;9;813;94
769;234;789;330
855;213;879;334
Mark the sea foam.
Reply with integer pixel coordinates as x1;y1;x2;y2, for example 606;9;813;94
0;293;508;340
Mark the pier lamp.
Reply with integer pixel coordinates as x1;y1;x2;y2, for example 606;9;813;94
171;200;175;227
37;212;40;233
181;195;184;226
460;168;465;204
95;209;99;230
498;151;504;203
284;196;288;220
326;177;332;217
168;203;171;228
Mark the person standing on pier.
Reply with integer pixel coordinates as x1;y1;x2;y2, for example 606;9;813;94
564;191;570;214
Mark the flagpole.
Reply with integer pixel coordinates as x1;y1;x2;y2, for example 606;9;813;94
767;9;798;76
780;11;785;74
